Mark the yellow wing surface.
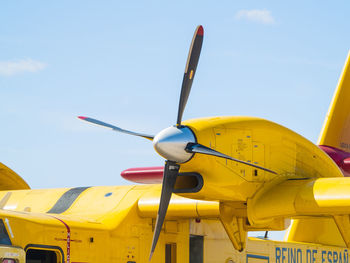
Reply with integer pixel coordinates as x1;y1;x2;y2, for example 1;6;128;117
249;177;350;222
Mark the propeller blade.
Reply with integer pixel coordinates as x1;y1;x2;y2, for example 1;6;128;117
186;143;277;174
149;161;180;261
176;25;204;126
78;116;154;140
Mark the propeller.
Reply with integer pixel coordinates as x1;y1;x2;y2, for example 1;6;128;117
177;25;203;126
149;161;179;261
78;25;277;260
77;116;154;140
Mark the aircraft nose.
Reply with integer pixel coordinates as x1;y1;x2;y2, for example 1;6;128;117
153;126;196;163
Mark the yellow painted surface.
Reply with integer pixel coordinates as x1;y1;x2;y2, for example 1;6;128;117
178;116;341;203
0;183;346;262
0;110;345;262
0;163;29;190
286;218;346;248
138;187;219;218
248;177;350;225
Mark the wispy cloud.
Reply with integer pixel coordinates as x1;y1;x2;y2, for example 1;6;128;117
235;9;275;25
0;59;47;76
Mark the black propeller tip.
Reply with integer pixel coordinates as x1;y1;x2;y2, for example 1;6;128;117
176;25;204;126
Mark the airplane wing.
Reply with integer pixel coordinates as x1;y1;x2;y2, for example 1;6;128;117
248;177;350;223
248;177;350;247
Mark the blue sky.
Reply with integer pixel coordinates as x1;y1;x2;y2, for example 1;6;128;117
1;0;350;239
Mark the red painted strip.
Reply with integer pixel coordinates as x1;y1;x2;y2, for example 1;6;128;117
55;238;82;243
51;216;71;263
77;116;87;120
121;166;164;184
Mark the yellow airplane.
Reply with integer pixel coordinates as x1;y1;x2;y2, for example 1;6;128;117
0;25;350;263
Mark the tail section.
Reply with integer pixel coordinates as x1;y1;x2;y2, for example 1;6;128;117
319;52;350;175
319;51;350;149
286;53;350;247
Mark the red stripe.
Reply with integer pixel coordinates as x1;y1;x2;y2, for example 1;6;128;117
51;216;71;263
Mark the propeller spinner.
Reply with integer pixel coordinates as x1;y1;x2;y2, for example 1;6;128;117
78;25;276;261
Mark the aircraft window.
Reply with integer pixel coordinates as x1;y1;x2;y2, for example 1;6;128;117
0;219;11;245
26;249;58;263
165;243;177;263
190;235;203;263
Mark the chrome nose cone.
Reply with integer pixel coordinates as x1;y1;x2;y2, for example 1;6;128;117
153;126;196;163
